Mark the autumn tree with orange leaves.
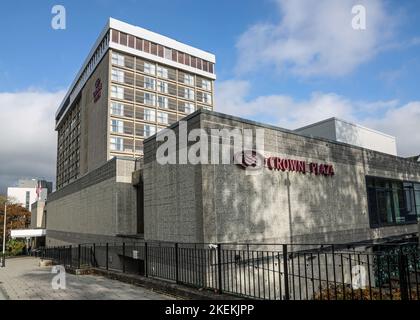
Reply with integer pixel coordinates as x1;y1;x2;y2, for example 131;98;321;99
0;195;31;240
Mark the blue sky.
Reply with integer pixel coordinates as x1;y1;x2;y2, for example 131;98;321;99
0;0;419;101
1;0;420;192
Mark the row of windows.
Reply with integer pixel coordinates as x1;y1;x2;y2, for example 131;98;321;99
110;136;145;153
110;84;212;105
110;100;200;120
111;29;215;74
367;176;420;228
111;53;212;91
110;120;161;138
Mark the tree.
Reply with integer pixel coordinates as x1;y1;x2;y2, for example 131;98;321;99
0;195;31;241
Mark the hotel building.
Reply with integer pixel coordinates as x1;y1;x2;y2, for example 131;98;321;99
55;18;216;190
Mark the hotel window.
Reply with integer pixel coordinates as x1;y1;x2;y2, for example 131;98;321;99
144;92;156;106
110;102;124;116
157;111;169;124
144;77;156;90
164;47;172;60
144;108;156;122
135;140;144;154
157;81;169;94
367;177;420;228
202;92;212;104
144;124;156;137
179;87;195;100
110;137;124;151
157;96;168;109
128;35;135;48
144;62;156;75
110;119;124;133
157;66;169;79
111;86;124;99
184;103;195;114
112;53;125;67
111;69;124;82
201;79;211;91
183;74;194;86
120;32;128;46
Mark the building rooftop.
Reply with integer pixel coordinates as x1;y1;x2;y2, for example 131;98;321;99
55;17;216;127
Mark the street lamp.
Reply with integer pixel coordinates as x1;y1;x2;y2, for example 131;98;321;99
1;200;7;267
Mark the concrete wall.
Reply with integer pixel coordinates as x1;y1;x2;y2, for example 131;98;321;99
143;110;420;245
31;201;45;229
46;158;137;246
143;114;204;243
79;52;110;176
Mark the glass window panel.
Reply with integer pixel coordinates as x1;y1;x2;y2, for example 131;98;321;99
111;30;119;43
151;43;157;55
110;102;124;116
143;40;150;53
128;35;135;48
111;69;124;82
158;45;164;57
144;62;156;75
177;52;184;64
164;47;172;60
120;32;127;46
136;38;143;51
112;53;125;66
191;56;197;68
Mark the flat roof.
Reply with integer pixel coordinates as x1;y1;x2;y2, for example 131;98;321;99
144;109;415;162
295;117;396;140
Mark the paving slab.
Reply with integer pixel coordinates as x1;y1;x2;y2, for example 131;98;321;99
0;257;175;300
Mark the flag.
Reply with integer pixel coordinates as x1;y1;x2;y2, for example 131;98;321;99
36;181;42;200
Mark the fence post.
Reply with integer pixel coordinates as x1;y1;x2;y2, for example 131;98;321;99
144;242;148;277
122;242;126;273
68;246;71;267
78;244;81;269
175;243;179;284
398;248;409;300
283;244;290;300
92;243;96;267
217;244;223;294
106;243;109;271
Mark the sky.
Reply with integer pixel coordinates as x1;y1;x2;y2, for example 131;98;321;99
0;0;420;193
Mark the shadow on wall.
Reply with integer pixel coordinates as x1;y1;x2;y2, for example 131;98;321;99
207;124;369;246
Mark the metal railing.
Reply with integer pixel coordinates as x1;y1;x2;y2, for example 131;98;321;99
38;241;420;300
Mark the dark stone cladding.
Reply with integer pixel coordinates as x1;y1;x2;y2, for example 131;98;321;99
48;158;117;202
47;229;129;245
143;108;420;171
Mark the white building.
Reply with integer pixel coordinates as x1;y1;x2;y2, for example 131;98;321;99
295;117;398;156
7;179;52;210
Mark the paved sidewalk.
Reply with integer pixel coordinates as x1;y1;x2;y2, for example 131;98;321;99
0;257;175;300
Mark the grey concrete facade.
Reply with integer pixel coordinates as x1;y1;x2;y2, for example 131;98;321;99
46;157;138;246
142;109;420;245
30;201;46;229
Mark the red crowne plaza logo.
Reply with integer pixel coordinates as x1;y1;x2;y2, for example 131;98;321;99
93;78;102;103
234;150;265;171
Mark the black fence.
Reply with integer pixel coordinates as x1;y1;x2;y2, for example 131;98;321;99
38;241;420;300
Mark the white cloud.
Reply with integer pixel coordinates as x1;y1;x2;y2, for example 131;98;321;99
216;80;420;156
0;90;65;193
236;0;394;77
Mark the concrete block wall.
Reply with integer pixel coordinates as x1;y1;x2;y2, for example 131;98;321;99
143;110;420;245
46;158;137;246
